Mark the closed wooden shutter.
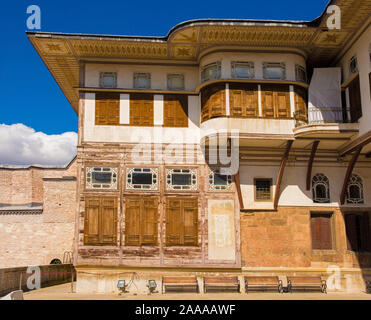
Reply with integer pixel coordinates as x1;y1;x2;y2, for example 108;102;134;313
163;95;188;127
84;199;100;245
166;198;182;246
348;76;362;123
311;214;332;250
125;198;141;246
125;197;158;246
101;198;117;244
345;214;358;251
95;93;120;125
141;198;158;246
229;84;258;118
275;86;290;118
294;86;308;122
201;85;225;121
84;197;117;245
130;93;154;126
166;198;198;246
361;213;370;252
183;198;198;246
262;86;275;118
261;85;290;119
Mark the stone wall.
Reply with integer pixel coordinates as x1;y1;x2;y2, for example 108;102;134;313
0;159;77;268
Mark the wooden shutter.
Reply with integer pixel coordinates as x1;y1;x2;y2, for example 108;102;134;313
345;214;358;251
141;198;158;246
348;76;362;123
275;86;290;118
201;85;225;121
183;198;198;246
163;95;188;127
125;198;141;246
100;198;117;245
311;214;332;250
130;93;154;126
84;198;100;245
229;84;258;118
361;213;370;251
262;85;275;118
294;86;308;122
95;93;120;125
166;198;182;246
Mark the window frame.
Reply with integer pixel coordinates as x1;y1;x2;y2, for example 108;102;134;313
295;64;307;83
349;56;359;74
133;72;151;89
201;62;221;83
254;178;273;202
208;169;233;191
126;168;159;191
166;168;198;191
99;72;117;88
263;62;286;80
312;173;330;203
167;73;185;90
346;173;364;204
231;61;255;79
86;167;118;190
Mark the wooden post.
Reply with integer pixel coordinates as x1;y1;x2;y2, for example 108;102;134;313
306;141;319;191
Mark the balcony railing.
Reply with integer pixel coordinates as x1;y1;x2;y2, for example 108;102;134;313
295;108;345;127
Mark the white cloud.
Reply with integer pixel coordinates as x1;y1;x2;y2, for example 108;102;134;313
0;124;77;166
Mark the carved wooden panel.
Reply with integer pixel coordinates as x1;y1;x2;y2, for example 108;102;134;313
201;84;226;122
261;84;290;119
163;95;188;127
95;92;120;125
229;84;258;118
129;93;154;126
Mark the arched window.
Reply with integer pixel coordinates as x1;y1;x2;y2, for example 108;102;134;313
346;174;364;204
312;173;330;203
50;258;62;265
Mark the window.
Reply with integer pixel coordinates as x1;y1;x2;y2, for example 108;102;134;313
209;169;232;191
163;94;188;127
261;84;291;118
99;72;117;88
125;197;158;246
201;62;221;82
254;179;272;201
346;174;364;204
84;197;117;245
312;174;330;203
95;92;120;125
263;62;286;80
348;75;362;123
345;213;371;252
86;167;118;190
349;56;358;74
311;213;333;250
129;93;154;126
166;168;197;190
229;83;259;118
126;168;158;190
231;61;255;79
201;84;226;122
166;197;198;246
134;73;151;89
167;74;184;90
295;65;307;83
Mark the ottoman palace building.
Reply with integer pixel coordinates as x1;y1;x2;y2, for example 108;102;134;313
1;0;370;292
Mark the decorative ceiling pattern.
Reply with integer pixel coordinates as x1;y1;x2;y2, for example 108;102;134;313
27;0;371;112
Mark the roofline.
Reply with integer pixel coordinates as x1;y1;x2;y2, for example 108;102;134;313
25;0;333;41
0;155;76;170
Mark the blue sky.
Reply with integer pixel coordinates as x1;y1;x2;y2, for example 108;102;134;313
0;0;329;165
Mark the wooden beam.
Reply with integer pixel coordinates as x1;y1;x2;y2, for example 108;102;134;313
234;171;244;210
274;140;293;210
340;146;363;205
306;141;320;191
340;133;371;156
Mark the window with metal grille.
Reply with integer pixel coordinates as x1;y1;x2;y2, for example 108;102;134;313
263;62;286;80
231;61;255;79
167;74;184;90
201;62;221;82
86;167;118;190
134;73;151;89
255;179;272;201
346;174;364;204
99;72;117;88
295;65;307;83
312;173;330;203
126;168;158;190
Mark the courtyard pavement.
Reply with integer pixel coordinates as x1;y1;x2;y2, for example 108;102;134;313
23;282;371;300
